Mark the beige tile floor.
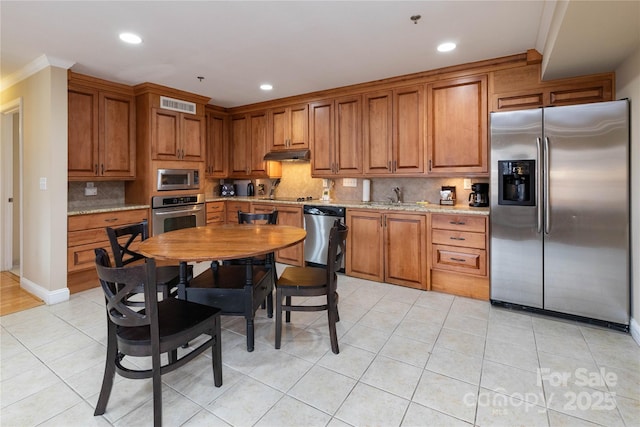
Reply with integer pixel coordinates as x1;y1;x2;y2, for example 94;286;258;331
1;267;639;427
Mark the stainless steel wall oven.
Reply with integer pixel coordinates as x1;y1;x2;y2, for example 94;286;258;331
151;194;205;236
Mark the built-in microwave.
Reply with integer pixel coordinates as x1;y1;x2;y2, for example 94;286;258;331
156;168;200;191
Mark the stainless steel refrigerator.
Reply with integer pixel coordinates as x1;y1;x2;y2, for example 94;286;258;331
490;100;630;330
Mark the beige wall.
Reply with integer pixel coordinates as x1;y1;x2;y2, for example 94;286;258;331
615;45;640;335
0;66;68;299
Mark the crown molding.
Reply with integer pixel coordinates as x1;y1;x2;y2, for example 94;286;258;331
1;54;75;91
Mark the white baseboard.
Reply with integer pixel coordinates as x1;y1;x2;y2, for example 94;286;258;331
630;317;640;347
21;276;69;305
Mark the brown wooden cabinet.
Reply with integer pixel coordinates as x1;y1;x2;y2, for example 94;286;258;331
225;200;251;223
269;103;308;151
68;78;136;180
230;111;281;178
252;202;304;266
206;201;225;224
363;85;424;176
67;208;148;293
151;107;205;162
346;209;427;289
426;75;488;175
309;95;362;177
429;213;489;300
205;108;228;178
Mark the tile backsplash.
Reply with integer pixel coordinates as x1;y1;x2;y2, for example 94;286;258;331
68;181;125;210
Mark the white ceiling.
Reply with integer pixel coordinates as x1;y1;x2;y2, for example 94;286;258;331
1;1;638;108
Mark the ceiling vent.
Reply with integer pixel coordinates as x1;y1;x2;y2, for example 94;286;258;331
160;96;196;114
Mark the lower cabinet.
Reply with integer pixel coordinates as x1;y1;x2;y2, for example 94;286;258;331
225;201;251;223
346;209;427;290
67;208;148;293
206;201;225;224
429;213;489;300
252;202;304;266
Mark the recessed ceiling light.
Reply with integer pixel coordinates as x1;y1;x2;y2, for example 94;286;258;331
437;42;456;52
260;84;273;91
119;32;142;44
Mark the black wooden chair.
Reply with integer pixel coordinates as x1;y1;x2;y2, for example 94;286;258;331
106;220;192;303
275;220;348;354
93;248;222;427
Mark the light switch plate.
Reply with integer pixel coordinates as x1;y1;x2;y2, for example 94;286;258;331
39;177;47;190
342;178;357;187
463;179;472;190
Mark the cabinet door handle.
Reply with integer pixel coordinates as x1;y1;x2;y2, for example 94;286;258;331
387;161;392;172
101;164;104;175
449;236;466;241
94;164;98;175
393;160;397;172
429;159;432;171
449;221;466;225
104;218;118;223
450;257;466;262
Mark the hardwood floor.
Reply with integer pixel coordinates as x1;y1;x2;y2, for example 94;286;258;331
0;271;44;316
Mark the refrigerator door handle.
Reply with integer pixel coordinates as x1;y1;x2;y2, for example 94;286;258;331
544;136;551;234
536;137;543;234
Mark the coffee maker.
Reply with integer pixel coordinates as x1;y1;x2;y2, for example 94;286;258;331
468;183;489;207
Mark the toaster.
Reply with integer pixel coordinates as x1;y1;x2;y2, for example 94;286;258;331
220;183;236;197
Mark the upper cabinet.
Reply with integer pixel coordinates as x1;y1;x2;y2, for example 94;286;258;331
205;107;228;178
269;103;308;151
363;85;424;176
151;107;204;161
230;111;281;178
426;75;488;175
68;73;136;180
309;95;362;177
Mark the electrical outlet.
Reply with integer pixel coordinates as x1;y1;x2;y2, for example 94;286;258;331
464;179;472;190
39;177;47;190
85;182;97;196
342;178;357;187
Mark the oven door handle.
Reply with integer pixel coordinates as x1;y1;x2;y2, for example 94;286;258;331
152;204;204;217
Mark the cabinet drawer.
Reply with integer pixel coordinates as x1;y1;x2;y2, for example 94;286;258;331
68;228;108;247
225;201;250;223
207;213;225;224
431;214;486;233
68;240;111;272
68;209;148;232
206;202;225;214
431;229;486;249
432;244;486;276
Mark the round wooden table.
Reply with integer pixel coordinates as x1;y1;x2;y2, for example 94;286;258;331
138;223;306;352
138;223;307;262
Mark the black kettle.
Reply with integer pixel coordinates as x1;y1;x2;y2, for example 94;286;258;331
247;182;255;197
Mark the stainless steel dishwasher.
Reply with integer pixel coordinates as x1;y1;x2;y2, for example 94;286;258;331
303;205;346;270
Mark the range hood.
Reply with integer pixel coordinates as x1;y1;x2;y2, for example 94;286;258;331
263;149;310;162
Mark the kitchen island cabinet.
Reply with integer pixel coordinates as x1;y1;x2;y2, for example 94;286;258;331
309;96;362;177
429;213;489;300
68;73;136;180
252;202;304;266
346;209;427;289
206;201;225;224
363;85;424;176
426;75;488;176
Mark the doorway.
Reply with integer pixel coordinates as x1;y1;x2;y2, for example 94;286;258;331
1;98;22;279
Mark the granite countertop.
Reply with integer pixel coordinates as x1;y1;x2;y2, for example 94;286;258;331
207;196;490;216
68;204;150;216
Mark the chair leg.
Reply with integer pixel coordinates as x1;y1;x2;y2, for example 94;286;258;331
328;308;340;354
275;288;282;349
285;296;291;323
266;290;274;318
152;349;162;427
246;316;255;352
211;318;223;387
94;322;117;416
